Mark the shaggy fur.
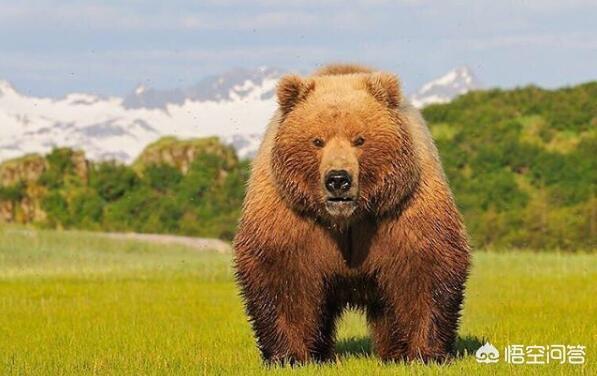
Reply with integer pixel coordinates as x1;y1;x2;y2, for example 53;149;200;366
233;64;470;364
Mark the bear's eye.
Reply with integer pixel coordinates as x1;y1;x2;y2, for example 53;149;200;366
312;138;325;148
353;136;365;147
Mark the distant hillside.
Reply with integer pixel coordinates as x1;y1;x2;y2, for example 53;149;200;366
0;150;88;224
423;81;596;250
0;137;247;240
133;136;237;174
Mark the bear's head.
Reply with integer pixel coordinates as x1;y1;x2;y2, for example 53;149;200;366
271;72;420;224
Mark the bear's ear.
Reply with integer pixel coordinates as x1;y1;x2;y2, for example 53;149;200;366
366;72;402;109
277;75;315;115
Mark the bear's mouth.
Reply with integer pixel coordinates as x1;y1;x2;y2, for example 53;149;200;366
327;197;354;203
325;196;356;217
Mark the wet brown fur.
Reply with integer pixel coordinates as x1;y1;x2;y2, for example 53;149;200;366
233;63;470;364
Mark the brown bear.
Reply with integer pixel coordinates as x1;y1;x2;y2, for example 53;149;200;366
233;64;470;364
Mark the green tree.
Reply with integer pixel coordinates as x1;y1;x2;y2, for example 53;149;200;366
0;181;26;202
38;148;76;189
143;164;183;193
90;162;140;202
41;191;69;226
69;189;104;226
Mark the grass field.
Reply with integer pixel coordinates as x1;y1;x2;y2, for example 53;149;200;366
0;226;594;375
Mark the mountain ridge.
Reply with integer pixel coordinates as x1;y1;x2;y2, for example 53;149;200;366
0;66;480;163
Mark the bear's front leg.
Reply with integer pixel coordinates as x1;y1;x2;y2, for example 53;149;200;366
369;247;468;363
234;251;331;365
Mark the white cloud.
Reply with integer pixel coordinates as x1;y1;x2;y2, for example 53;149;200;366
461;33;597;50
0;0;594;96
0;2;373;31
0;1;594;33
0;2;154;30
516;0;597;10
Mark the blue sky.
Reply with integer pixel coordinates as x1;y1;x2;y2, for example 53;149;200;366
0;0;595;97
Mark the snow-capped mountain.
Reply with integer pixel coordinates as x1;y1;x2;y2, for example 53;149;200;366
123;67;280;110
0;66;479;164
0;67;279;163
409;66;481;108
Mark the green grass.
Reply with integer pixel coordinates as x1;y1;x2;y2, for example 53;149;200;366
0;227;595;375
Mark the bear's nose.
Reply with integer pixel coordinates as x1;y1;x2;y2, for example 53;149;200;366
325;170;352;195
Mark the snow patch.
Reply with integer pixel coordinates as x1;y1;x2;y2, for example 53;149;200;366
409;66;481;108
